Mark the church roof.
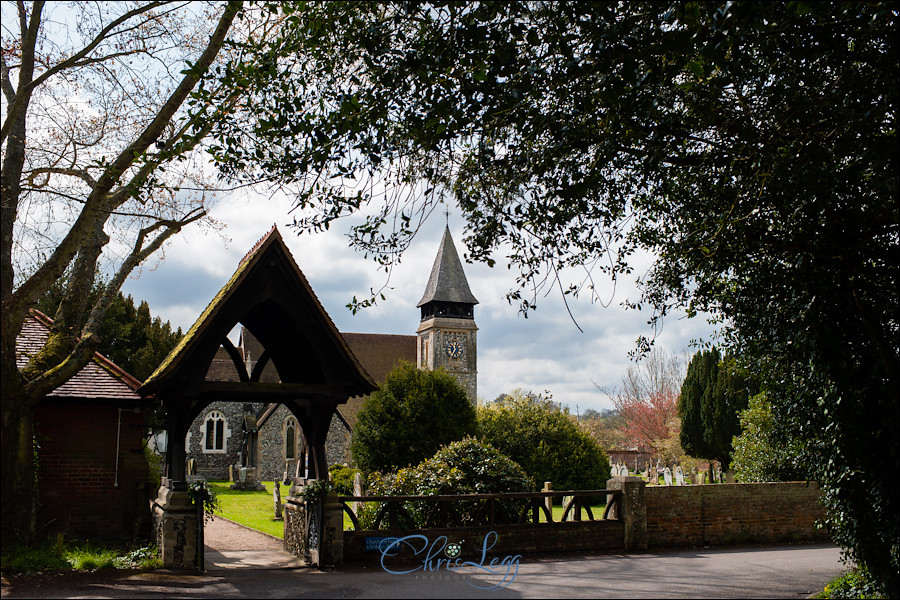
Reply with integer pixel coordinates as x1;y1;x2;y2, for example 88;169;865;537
416;227;479;307
17;310;144;404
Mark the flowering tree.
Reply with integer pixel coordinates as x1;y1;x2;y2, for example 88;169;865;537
600;348;686;461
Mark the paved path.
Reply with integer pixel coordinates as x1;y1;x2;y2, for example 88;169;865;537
1;518;847;599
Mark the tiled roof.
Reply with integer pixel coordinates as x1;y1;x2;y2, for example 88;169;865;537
16;310;144;403
341;333;417;384
339;332;417;428
417;227;478;307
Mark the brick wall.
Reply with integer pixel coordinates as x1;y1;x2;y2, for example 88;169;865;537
36;404;151;540
645;482;829;547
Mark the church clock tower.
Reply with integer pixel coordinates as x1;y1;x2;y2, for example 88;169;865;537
417;227;479;405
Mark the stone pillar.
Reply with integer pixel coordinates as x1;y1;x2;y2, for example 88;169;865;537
606;475;647;551
319;491;344;567
151;481;200;569
283;486;308;561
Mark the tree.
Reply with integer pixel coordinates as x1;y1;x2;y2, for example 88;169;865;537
679;349;753;467
0;1;252;546
601;348;686;461
213;2;897;591
730;392;808;484
36;277;183;382
578;408;626;452
350;361;476;473
478;390;611;491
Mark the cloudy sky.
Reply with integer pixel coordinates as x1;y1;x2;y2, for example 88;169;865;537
121;191;717;413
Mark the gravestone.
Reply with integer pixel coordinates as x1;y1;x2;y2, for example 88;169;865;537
698;472;706;485
663;467;673;486
674;466;685;486
620;465;629;477
274;482;283;520
562;495;575;521
352;472;364;516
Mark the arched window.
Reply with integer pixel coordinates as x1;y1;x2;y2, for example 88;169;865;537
285;417;298;459
202;410;228;453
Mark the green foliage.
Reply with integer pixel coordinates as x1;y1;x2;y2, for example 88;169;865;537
188;480;219;523
730;392;808;483
679;349;753;465
478;391;611;491
1;541;161;575
214;2;898;593
820;565;887;599
361;437;533;528
328;464;359;495
36;278;183;383
351;361;476;473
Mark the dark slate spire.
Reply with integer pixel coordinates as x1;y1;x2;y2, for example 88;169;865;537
417;227;478;316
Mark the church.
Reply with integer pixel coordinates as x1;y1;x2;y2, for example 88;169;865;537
181;225;479;482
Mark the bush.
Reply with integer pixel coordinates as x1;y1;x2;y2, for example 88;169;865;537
730;392;808;482
478;391;611;492
328;464;360;495
351;361;476;473
360;437;533;528
820;565;887;599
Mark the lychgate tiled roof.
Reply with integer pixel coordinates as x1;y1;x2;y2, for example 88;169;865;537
16;310;144;403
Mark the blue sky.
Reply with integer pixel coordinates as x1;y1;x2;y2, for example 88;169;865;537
122;191;717;412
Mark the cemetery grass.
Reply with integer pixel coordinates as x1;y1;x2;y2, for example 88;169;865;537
208;480;291;539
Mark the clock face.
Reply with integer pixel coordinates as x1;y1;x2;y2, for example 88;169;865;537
446;338;463;359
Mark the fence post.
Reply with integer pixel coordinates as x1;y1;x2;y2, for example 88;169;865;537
542;481;553;515
606;476;647;551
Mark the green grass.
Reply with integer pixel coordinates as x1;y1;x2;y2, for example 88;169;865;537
1;540;162;576
207;480;291;539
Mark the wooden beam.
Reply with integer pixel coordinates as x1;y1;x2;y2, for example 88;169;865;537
190;380;350;402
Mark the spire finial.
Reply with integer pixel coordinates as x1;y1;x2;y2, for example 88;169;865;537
444;207;450;227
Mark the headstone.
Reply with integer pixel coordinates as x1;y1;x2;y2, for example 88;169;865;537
352;472;364;516
562;495;575;521
716;467;724;484
274;482;283;520
698;472;706;485
663;467;673;486
620;465;629;477
228;464;233;482
725;469;736;483
674;466;685;486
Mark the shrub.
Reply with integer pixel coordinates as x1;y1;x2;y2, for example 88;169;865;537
359;437;533;528
328;464;360;495
478;391;611;492
351;361;476;473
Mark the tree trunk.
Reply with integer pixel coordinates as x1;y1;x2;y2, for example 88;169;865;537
0;364;37;548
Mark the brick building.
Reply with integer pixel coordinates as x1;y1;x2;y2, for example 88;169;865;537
18;310;152;540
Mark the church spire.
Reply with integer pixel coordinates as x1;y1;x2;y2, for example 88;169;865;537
417;226;479;310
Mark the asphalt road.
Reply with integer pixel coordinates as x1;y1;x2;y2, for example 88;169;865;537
1;542;846;599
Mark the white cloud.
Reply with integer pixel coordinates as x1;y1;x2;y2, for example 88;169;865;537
122;190;718;414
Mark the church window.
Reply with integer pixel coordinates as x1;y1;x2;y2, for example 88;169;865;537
285;417;298;459
202;410;229;453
